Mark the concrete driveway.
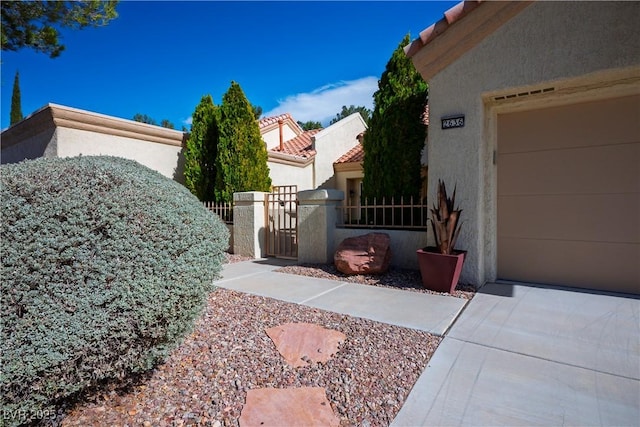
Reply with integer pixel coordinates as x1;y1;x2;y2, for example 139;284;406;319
392;282;640;426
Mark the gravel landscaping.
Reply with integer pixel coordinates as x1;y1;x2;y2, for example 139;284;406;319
60;287;441;427
54;255;470;426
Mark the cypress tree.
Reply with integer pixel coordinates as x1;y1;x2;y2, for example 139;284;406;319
362;34;428;201
215;81;271;202
10;71;23;125
183;95;219;201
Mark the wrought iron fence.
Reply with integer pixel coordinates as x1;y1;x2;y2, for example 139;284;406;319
336;196;429;230
203;201;234;224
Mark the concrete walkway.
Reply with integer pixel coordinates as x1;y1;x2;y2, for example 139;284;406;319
215;260;640;426
215;258;468;336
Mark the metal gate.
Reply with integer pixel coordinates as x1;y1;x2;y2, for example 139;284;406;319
265;185;298;259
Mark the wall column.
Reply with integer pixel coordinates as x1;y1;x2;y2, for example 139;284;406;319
233;192;267;258
297;189;344;264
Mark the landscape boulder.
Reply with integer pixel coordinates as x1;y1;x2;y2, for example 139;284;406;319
334;232;391;275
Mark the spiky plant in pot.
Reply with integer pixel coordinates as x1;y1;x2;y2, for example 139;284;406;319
430;179;463;255
417;179;465;293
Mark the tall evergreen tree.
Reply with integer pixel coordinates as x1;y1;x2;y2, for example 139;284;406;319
10;71;23;125
160;119;174;129
330;105;372;126
183;95;219;201
298;120;322;131
251;104;262;120
133;113;175;129
216;81;271;202
132;113;157;125
362;34;428;201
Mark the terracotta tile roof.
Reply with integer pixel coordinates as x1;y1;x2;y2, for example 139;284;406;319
259;113;289;128
405;1;483;58
270;129;322;158
258;113;303;133
335;143;364;164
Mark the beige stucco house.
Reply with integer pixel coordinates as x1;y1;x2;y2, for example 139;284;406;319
2;104;368;197
333;140;365;210
259;112;367;191
259;113;316;190
406;1;639;294
1;103;186;181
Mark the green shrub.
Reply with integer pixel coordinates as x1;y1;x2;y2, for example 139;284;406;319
1;156;229;426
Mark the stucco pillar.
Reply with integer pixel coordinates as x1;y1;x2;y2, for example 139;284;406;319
233;192;267;259
297;189;344;264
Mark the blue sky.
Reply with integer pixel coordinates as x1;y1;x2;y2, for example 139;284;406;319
1;1;456;130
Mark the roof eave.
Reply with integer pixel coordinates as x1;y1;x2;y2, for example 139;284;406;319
405;0;533;81
333;161;363;173
268;150;315;167
1;103;187;148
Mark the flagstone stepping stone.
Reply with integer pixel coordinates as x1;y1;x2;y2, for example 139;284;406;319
239;387;340;427
265;322;346;368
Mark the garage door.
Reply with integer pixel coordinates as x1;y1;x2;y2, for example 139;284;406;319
497;94;640;294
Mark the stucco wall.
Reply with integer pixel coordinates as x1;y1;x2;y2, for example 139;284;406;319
1;104;187;183
297;189;344;263
56;127;184;182
225;223;234;253
315;113;367;189
425;1;640;285
233;192;267;258
1;129;57;164
335;169;364;205
267;160;314;190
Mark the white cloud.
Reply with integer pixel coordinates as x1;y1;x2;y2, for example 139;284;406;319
264;76;377;126
183;116;193;126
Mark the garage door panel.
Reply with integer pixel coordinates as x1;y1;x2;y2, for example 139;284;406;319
498;193;640;243
497;95;640;293
498;95;640;154
498;142;640;196
498;238;640;294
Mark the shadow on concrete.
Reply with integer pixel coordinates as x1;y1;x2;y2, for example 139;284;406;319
478;282;515;297
252;257;299;268
482;280;640;300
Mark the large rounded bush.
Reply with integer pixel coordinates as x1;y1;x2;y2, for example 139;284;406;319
1;156;229;425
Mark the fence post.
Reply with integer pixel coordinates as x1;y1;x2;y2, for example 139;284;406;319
297;189;344;264
233;192;268;258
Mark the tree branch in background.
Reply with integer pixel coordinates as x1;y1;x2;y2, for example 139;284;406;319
1;1;119;58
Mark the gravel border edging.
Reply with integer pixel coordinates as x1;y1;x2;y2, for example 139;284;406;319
275;263;477;300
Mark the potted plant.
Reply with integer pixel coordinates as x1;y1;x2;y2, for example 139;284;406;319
417;179;466;293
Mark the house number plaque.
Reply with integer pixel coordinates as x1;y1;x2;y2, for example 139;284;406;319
441;115;465;129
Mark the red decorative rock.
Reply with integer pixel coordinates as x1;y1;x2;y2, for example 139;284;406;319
239;387;340;427
265;323;346;368
334;232;392;275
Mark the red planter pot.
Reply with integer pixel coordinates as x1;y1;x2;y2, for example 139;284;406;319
416;247;466;293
